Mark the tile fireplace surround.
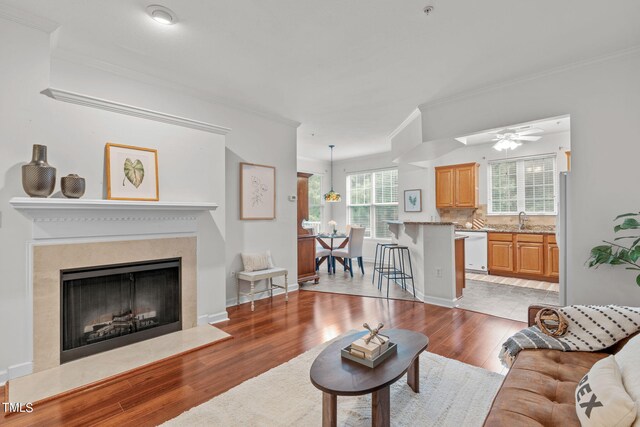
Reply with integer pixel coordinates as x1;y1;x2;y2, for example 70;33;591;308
32;237;197;372
9;197;219;376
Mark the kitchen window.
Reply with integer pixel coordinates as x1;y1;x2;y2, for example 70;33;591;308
347;169;398;238
488;155;557;215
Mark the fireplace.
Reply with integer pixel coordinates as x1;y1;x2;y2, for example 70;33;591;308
60;258;182;363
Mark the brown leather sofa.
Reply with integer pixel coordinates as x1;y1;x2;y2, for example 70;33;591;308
484;305;635;426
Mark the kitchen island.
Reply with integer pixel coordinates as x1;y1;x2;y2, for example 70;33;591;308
386;221;466;308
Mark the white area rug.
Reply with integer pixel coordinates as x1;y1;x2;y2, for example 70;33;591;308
163;334;504;426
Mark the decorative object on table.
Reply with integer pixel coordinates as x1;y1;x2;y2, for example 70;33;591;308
240;162;276;220
534;307;568;337
323;145;341;202
22;144;56;198
60;174;86;198
341;322;395;367
499;305;640;367
587;211;640;287
472;218;485;229
465;222;473;229
105;143;159;201
404;189;422;212
328;220;337;234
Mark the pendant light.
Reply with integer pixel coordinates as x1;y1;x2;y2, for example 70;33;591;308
324;145;341;202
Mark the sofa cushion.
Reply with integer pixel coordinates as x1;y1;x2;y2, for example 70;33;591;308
484;349;608;426
241;251;274;272
575;355;637;427
616;334;640;427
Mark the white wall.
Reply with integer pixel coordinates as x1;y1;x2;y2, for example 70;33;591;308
0;18;298;382
331;151;398;261
418;50;640;305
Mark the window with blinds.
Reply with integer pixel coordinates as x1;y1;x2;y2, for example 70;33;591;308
347;169;398;238
488;155;557;215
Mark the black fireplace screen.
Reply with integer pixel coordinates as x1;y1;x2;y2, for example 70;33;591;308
61;258;181;363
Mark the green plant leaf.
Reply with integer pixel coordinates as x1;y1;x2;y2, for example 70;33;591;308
614;212;640;220
124;158;145;188
637;274;640;287
615;218;640;232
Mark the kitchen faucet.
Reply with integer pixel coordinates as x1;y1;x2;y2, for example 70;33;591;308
518;211;528;230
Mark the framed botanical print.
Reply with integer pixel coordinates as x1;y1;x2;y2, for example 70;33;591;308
240;162;276;220
404;189;422;212
105;143;159;201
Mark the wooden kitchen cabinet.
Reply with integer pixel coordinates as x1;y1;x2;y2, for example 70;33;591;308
547;235;560;278
435;163;479;209
488;232;559;282
435;167;454;208
516;242;545;276
488;240;514;272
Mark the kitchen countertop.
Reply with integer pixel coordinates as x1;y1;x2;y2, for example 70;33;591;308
386;220;456;226
455;225;556;235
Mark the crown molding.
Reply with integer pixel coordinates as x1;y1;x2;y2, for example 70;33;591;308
419;44;640;110
41;88;232;135
52;48;302;129
388;108;421;141
0;3;59;33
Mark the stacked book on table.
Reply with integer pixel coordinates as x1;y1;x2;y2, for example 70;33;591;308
349;335;390;360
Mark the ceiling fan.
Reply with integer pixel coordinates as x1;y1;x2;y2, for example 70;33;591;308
490;126;544;151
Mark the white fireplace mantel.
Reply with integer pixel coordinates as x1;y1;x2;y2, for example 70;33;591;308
10;197;218;240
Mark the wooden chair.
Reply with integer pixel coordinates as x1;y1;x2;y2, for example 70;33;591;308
331;227;365;277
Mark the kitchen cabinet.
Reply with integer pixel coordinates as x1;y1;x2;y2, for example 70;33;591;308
435;167;454;208
488;232;558;282
547;235;560;278
435;163;479;209
488;239;514;273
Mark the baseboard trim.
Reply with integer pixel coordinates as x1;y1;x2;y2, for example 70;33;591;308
421;295;457;308
2;362;34;382
197;311;229;325
226;284;299;307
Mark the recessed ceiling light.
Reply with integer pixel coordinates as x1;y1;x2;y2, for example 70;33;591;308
146;5;178;25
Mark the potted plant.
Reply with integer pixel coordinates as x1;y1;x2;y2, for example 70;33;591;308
588;211;640;286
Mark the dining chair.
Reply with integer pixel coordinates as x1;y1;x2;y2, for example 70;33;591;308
316;245;332;274
331;227;365;278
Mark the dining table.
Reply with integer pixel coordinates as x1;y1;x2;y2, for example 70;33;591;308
316;233;350;272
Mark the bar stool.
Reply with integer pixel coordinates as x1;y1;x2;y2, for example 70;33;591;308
380;246;415;299
373;242;397;285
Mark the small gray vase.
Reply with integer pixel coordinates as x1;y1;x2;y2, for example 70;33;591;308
22;144;56;198
61;174;86;199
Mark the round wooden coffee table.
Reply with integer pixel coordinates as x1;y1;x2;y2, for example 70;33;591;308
310;329;429;427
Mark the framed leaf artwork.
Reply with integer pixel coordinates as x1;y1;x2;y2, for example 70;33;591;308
404;189;422;212
105;143;159;201
240;162;276;220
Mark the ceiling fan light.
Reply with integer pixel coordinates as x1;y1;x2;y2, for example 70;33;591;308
493;139;521;151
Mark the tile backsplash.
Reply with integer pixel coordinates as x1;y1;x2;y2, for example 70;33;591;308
438;204;557;227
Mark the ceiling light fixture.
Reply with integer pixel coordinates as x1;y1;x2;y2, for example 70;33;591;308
423;5;434;15
146;5;178;25
493;138;522;152
324;145;342;203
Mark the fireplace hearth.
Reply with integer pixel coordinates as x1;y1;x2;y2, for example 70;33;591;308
61;258;182;363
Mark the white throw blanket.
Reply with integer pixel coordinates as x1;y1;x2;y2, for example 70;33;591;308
500;305;640;367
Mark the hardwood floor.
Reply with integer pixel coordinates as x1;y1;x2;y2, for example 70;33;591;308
1;291;524;426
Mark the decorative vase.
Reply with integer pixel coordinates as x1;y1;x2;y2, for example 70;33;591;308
22;144;56;198
61;174;86;199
